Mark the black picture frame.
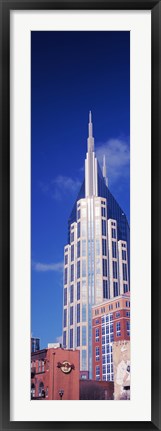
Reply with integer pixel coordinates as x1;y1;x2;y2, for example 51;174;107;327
0;0;161;430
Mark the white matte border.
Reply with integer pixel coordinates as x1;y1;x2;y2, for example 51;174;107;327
10;10;151;422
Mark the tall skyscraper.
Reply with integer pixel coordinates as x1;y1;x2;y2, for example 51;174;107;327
63;113;130;379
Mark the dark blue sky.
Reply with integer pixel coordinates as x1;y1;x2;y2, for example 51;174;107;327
31;31;130;349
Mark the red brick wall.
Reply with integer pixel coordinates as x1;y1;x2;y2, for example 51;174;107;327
31;348;80;400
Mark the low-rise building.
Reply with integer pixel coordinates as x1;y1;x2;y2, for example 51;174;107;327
31;346;80;400
92;293;130;381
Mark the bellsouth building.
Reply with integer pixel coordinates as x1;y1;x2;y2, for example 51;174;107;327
63;113;130;379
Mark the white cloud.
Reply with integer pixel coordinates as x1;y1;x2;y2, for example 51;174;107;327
96;138;130;184
40;175;81;200
32;261;64;272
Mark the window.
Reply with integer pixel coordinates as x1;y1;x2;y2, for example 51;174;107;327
110;323;114;333
70;306;73;325
63;330;66;347
64;268;68;285
82;259;86;277
77;304;80;323
70;329;73;348
116;321;121;336
101;307;105;313
64;309;67;327
77;281;80;300
126;301;130;307
103;259;107;276
126;311;130;317
77;241;80;258
116;301;120;309
77;326;80;347
112;241;117;258
103;280;108;298
112;228;116;239
82;350;86;370
95;328;99;341
123;283;128;293
102;326;105;336
96;365;100;380
107;364;110;374
123;263;128;281
113;261;117;279
77;209;80;220
65;254;68;265
101;206;106;217
70;285;74;303
71;264;74;282
96;346;100;361
77;223;80;239
116;312;120;318
122;250;127;261
122;243;126;248
95;318;99;324
102;345;105;354
82;239;86;256
82;326;86;346
102;238;107;256
82;304;86;322
102;365;106;375
70;231;74;243
71;244;74;261
38;382;44;397
109;304;113;310
77;260;80;279
102;219;106;236
64;288;67;306
127;320;130;336
113;281;118;296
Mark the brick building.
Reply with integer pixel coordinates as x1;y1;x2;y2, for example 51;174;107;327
92;293;130;381
31;346;80;400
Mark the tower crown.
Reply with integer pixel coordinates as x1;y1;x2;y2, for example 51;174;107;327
85;111;98;197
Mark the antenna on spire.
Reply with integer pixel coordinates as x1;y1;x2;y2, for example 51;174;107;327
88;110;93;139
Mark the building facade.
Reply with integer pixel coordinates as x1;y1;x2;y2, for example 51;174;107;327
63;113;130;379
92;293;130;381
31;346;80;400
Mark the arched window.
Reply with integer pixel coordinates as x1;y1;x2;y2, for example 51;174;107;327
31;383;35;399
38;382;44;397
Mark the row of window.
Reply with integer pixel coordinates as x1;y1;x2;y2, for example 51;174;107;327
63;326;87;348
95;310;130;327
94;299;130;316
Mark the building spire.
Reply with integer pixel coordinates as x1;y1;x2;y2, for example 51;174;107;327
87;110;94;152
102;155;108;187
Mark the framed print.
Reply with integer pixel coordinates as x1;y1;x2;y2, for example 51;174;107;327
0;0;161;430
